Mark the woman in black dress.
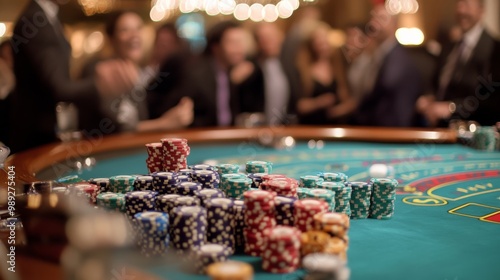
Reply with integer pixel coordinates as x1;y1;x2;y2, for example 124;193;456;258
296;22;350;125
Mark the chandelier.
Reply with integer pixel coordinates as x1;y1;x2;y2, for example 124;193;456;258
150;0;314;22
385;0;419;15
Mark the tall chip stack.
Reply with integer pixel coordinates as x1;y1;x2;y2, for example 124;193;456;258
205;198;235;253
134;211;169;257
243;190;276;256
161;138;190;172
233;200;246;254
369;178;398;219
145;143;163;173
318;181;352;216
171;206;207;251
348;182;373;219
261;226;301;273
224;176;252;199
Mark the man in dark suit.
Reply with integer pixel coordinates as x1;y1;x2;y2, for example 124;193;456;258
181;21;247;127
236;23;297;125
354;4;422;127
8;0;137;153
417;0;498;126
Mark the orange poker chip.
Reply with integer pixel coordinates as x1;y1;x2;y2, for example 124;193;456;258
206;261;253;280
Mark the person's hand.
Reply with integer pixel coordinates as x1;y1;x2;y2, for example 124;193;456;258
423;101;452;127
315;93;336;109
159;97;194;129
297;93;336;115
230;61;254;85
416;94;435;114
94;60;139;98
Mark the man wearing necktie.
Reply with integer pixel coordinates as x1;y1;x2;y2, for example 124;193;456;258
417;0;498;126
8;0;138;153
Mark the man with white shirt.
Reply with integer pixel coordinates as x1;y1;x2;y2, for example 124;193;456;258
417;0;498;126
8;0;138;152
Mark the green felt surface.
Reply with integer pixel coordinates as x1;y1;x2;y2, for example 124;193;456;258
66;142;500;280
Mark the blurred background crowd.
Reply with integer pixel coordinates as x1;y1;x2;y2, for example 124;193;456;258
0;0;499;153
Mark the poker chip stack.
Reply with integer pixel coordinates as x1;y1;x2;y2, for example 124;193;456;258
195;188;225;207
161;138;190;172
233;200;246;253
261;226;301;274
192;170;220;189
299;230;332;257
193;244;232;274
300;175;324;188
274;196;297;226
318;172;349;183
171;206;207;251
133;175;154;191
220;173;246;195
348;182;373;219
89;178;110;193
152;172;178;194
216;164;241;175
109;175;136;193
206;198;235;253
96;192;125;212
314;212;350;260
124;191;158;220
318;182;352;216
304;189;336;212
302;253;350;280
369;178;398;220
472;127;497;151
264;178;299;198
294;199;329;232
246;161;273;174
225;177;252;199
247;173;266;189
134;211;170;257
176;182;203;196
145;143;163;173
243;190;276;256
206;261;254;280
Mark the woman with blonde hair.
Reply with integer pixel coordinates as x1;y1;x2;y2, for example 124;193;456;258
295;22;350;124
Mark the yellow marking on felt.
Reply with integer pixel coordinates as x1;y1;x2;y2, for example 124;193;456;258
403;196;447;206
428;181;500;201
448;203;500;218
457;188;468;193
479;211;500;224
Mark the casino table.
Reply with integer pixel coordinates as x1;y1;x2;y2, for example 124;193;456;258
3;126;500;280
